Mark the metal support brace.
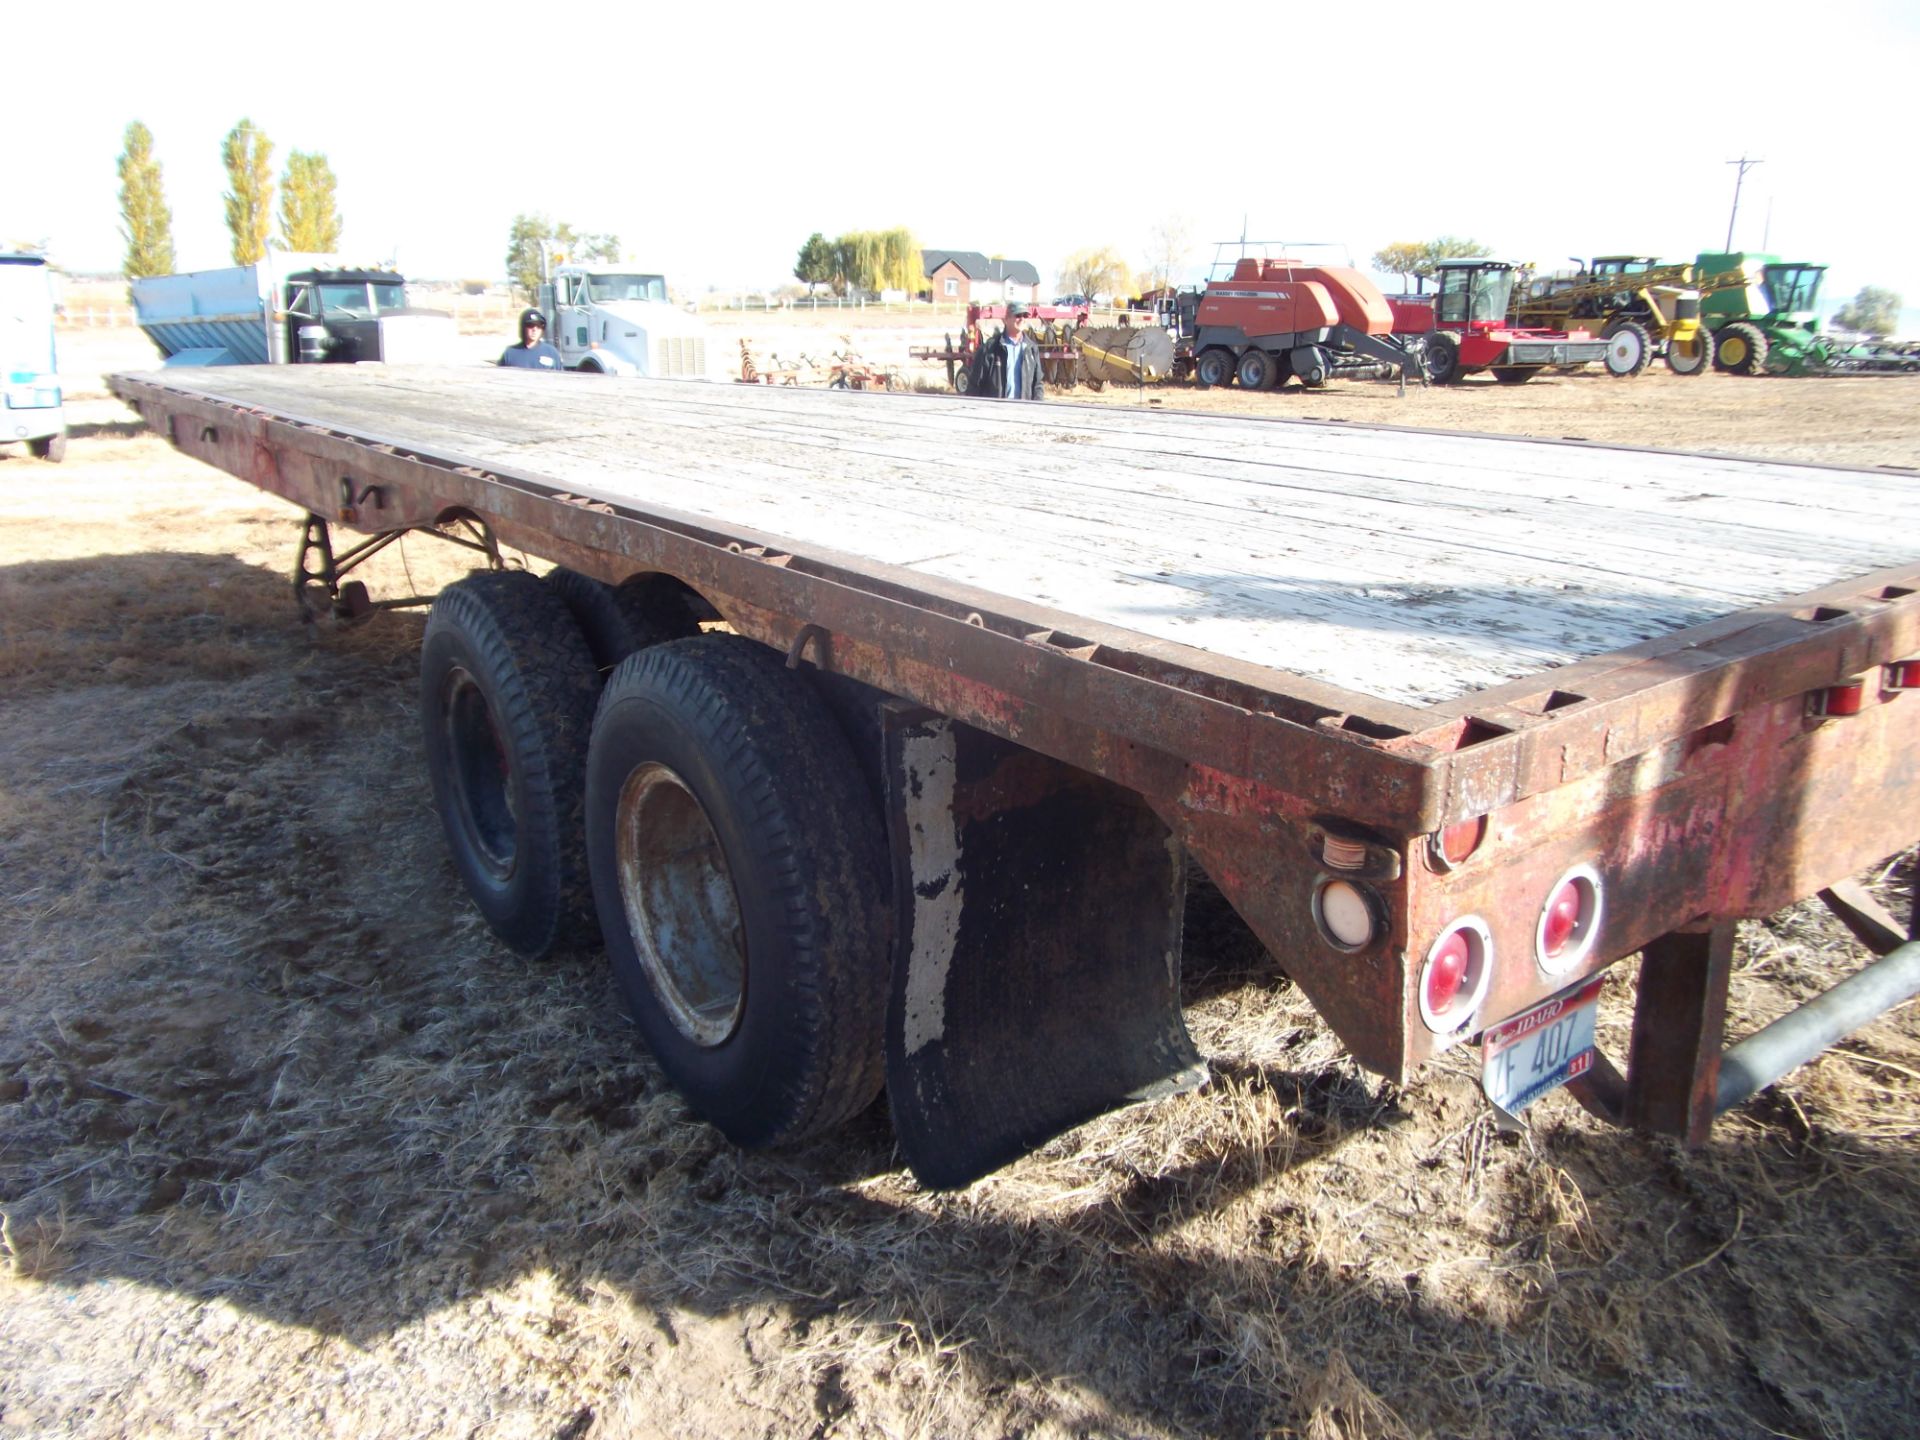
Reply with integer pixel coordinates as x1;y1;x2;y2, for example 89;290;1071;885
881;708;1206;1189
1624;925;1735;1144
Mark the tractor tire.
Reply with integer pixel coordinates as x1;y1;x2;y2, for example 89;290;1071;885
1666;329;1714;376
952;365;973;396
1492;367;1538;385
28;432;66;463
1424;334;1461;385
1715;322;1769;376
584;634;891;1149
1194;348;1236;388
1602;320;1652;378
1235;348;1278;391
544;567;700;675
421;570;604;959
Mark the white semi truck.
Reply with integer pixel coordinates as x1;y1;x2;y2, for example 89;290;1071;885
1;253;65;462
538;263;714;379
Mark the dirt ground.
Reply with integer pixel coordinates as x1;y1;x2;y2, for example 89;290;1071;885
2;330;1918;1440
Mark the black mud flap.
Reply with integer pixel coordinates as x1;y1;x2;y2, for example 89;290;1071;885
882;709;1207;1189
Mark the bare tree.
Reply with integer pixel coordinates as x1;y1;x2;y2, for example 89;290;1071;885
1141;216;1193;296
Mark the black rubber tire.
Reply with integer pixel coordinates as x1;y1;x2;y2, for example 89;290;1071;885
1424;333;1461;385
28;432;66;462
1194;348;1236;388
952;365;973;395
1602;319;1652;378
421;571;603;958
585;634;890;1148
1716;321;1769;376
1666;328;1714;376
1491;366;1538;385
1235;348;1277;391
544;567;699;674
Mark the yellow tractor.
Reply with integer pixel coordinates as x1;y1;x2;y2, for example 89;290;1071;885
1510;256;1714;377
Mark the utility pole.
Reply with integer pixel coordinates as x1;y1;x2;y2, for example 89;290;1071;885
1725;156;1763;251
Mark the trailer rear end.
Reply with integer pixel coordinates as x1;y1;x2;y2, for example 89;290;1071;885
108;366;1920;1185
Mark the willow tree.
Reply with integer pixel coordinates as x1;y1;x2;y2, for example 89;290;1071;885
222;118;275;264
117;121;175;278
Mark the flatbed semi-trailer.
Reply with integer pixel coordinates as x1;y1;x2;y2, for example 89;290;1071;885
109;365;1920;1186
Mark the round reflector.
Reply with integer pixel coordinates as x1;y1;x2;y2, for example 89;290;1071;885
1418;917;1493;1034
1535;864;1603;976
1313;877;1381;951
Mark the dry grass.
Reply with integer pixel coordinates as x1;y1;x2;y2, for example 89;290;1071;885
2;394;1918;1440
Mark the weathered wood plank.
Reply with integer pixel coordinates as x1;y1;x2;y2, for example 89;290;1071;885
129;366;1920;707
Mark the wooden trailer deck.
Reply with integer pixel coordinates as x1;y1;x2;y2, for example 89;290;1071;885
118;366;1920;710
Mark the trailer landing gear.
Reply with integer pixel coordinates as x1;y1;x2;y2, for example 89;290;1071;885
293;512;503;623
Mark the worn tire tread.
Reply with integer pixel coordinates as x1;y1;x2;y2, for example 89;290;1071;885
588;634;889;1146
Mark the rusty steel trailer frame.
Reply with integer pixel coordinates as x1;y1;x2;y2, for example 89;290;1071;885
111;372;1920;1178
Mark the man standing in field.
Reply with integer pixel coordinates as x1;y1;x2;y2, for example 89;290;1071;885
499;309;563;370
969;303;1044;400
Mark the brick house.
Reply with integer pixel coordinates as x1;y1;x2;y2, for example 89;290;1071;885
921;250;1041;305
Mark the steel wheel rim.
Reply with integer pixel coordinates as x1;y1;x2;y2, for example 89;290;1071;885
615;762;745;1047
1607;330;1643;373
1721;334;1748;367
1670;337;1705;373
444;666;516;881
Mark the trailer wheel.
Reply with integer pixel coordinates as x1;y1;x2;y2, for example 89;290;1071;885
1423;334;1461;385
585;635;889;1148
1716;322;1769;376
28;433;66;463
1235;348;1278;391
1666;328;1714;375
544;567;700;674
1491;366;1538;385
1602;320;1652;378
421;571;603;958
952;365;973;395
1194;348;1235;388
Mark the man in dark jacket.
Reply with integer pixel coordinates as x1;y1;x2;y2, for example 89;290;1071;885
499;308;564;370
968;302;1044;400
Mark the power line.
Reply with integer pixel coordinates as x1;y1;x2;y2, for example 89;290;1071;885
1725;156;1763;252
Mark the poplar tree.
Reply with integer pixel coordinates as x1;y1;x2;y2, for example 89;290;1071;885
222;118;275;264
117;121;175;278
278;150;343;253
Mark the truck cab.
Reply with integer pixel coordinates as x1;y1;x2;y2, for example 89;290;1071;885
284;269;415;364
539;265;713;379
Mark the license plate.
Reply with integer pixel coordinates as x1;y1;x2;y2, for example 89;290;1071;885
1481;977;1604;1114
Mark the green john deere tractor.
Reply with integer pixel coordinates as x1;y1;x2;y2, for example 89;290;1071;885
1695;251;1832;377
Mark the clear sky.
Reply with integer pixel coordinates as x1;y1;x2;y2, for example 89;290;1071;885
6;1;1916;326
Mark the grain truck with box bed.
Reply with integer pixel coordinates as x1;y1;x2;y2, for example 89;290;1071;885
108;365;1920;1186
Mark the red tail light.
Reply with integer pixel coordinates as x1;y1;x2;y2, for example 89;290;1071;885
1536;864;1603;976
1418;917;1492;1034
1807;680;1867;717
